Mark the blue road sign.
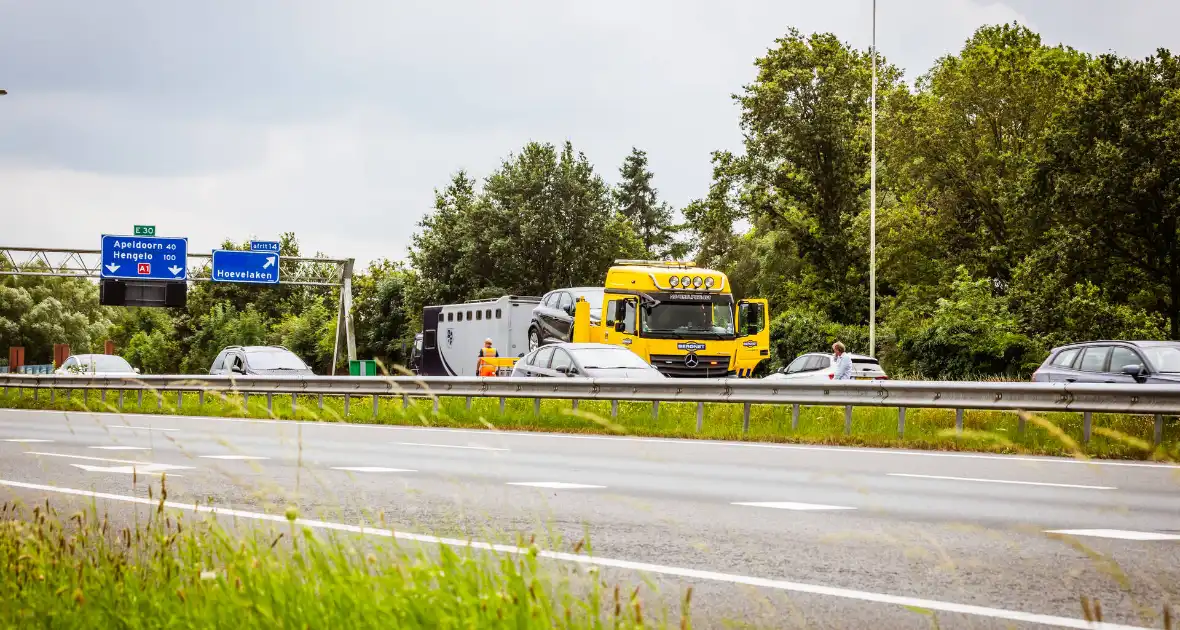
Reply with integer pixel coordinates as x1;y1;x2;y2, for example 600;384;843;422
100;234;188;280
211;249;280;284
250;240;280;253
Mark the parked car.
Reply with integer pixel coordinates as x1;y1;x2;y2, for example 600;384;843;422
55;354;139;376
208;346;314;376
527;287;606;351
1031;340;1180;384
511;342;665;379
764;352;888;381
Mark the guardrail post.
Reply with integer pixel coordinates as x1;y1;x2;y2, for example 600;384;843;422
136;390;142;408
1155;414;1164;446
844;405;852;435
292;393;297;416
465;396;472;410
266;393;273;414
372;395;378;419
318;394;324;411
50;388;55;404
402;395;410;410
344;394;350;417
696;402;704;432
33;386;38;402
117;390;123;411
198;391;205;407
611;400;619;418
157;391;163;411
742;402;751;435
84;389;89;406
177;390;182;411
573;399;579;412
499;397;505;414
898;407;906;438
1082;411;1092;444
433;397;439;414
652;401;660;421
1017;413;1026;435
791;404;800;431
101;389;107;404
955;409;964;434
534;398;540;416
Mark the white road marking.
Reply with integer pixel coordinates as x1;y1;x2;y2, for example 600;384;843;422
88;446;151;451
394;442;508;451
733;501;856;511
199;455;269;461
26;451;151;465
71;463;191;475
887;473;1116;490
0;478;1154;630
7;407;1179;470
331;466;416;473
109;425;180;432
506;482;605;489
1045;529;1180;542
2;438;53;443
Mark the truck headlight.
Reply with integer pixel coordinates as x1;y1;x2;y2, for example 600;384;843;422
681;275;691;287
669;276;679;287
704;277;715;289
692;276;703;288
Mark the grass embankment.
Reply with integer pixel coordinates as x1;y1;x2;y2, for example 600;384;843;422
0;490;668;629
2;386;1177;461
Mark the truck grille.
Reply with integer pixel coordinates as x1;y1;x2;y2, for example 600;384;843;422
648;354;731;378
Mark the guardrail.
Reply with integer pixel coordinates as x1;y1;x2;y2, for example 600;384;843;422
1;374;1176;445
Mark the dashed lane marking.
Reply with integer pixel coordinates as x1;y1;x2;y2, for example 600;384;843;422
331;467;416;473
887;473;1116;490
506;482;605;489
732;501;856;511
1045;529;1180;541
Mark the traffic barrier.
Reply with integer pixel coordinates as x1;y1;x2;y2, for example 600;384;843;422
1;374;1176;444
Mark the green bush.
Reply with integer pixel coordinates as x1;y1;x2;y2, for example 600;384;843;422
769;308;870;368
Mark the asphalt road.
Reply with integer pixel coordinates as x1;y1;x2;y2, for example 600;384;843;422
1;407;1178;629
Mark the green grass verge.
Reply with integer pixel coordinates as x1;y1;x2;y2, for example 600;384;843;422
2;386;1177;461
0;490;669;629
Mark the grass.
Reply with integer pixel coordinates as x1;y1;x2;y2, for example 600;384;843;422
0;483;671;629
1;385;1177;462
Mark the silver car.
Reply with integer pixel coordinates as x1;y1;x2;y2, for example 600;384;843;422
764;352;888;381
511;342;665;379
1031;341;1180;384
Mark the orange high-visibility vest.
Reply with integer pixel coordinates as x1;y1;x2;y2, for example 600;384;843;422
477;347;498;376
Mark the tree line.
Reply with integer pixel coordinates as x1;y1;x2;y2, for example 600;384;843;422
2;22;1176;378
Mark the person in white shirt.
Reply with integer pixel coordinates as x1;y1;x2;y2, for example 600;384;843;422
831;341;853;380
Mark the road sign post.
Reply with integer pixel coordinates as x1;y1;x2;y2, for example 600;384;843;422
100;235;188;280
211;250;280;284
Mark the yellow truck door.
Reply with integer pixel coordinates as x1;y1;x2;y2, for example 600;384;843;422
602;296;641;356
734;298;770;377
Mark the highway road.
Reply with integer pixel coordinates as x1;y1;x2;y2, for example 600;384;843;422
1;407;1178;629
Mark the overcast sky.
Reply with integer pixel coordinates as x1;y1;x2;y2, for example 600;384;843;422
1;1;1177;268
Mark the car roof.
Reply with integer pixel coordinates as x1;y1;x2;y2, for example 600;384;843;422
545;342;627;351
223;345;292;352
70;354;127;360
1048;340;1175;352
800;352;876;360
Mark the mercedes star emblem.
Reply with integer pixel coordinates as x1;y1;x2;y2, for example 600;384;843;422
684;353;699;368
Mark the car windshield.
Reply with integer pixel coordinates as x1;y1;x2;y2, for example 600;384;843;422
76;355;134;372
246;349;308;370
571;348;653;370
573;289;605;318
642;299;735;336
1142;345;1180;373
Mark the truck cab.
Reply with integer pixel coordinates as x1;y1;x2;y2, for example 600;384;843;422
574;260;769;377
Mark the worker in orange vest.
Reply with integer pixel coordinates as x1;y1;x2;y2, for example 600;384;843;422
477;338;499;376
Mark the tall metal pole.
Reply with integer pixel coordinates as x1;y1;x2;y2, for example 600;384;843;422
869;0;877;358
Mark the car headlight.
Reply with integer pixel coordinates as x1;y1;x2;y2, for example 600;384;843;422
704;277;715;289
669;275;679;287
692;276;703;288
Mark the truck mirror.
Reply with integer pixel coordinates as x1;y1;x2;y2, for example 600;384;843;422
613;300;627;322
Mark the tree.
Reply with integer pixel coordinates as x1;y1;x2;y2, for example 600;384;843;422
614;148;684;259
352;259;416;370
1030;50;1180;337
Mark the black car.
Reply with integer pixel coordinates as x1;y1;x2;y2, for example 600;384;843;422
527;287;605;351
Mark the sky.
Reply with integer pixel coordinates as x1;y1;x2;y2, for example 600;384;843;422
1;0;1178;269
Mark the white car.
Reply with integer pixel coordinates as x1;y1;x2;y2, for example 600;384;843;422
55;354;140;376
511;342;666;380
764;352;888;381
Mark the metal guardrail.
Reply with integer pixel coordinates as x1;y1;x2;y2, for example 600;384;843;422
1;374;1176;445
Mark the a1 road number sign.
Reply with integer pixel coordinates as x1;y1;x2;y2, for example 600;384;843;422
137;262;151;275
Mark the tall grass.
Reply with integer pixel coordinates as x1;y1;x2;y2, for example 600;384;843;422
0;484;668;629
2;386;1176;461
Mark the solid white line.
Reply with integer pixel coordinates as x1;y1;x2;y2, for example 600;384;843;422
0;477;1152;630
1046;529;1180;542
331;467;416;473
506;481;605;489
88;446;151;451
109;426;180;432
394;442;508;451
199;455;269;461
733;501;856;511
887;473;1116;490
6;407;1178;470
2;438;53;443
26;451;152;465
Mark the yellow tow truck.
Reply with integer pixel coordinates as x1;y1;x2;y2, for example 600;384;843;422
569;260;769;378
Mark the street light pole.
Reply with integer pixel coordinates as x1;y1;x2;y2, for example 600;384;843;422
869;0;877;357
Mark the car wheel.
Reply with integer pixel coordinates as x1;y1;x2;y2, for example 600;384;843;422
528;328;541;352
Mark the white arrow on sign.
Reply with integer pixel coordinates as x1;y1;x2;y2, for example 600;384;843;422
71;463;193;475
263;256;275;269
105;264;120;273
169;265;183;275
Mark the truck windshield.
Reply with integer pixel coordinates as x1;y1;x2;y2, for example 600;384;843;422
641;297;735;338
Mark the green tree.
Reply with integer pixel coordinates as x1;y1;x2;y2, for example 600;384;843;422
352;259;416;370
614;147;683;259
1030;50;1180;337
